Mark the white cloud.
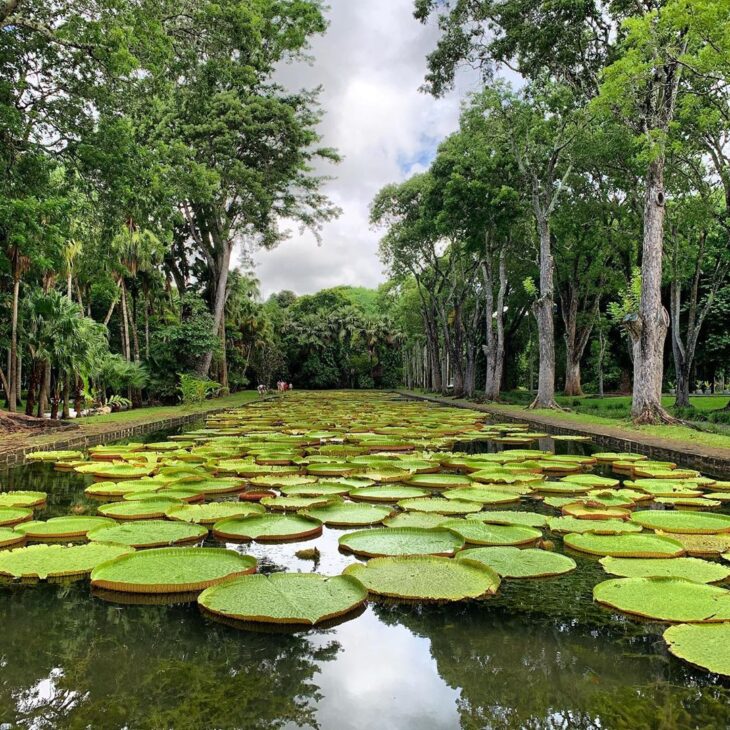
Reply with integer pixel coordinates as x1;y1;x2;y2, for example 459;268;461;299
247;0;479;298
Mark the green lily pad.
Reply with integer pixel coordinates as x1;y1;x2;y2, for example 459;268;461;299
15;516;115;540
465;511;547;528
599;556;730;584
0;491;47;509
442;520;542;546
212;514;322;542
667;533;730;557
468;469;541;485
85;480;162;498
565;532;685;557
338;527;464;557
0;527;25;548
88;520;207;548
166;502;264;525
397;498;482;515
74;463;154;479
343;555;500;601
349;485;429;502
630;511;730;534
535;482;593;494
305;463;358;477
358;467;413;483
654;497;721;509
626;480;704;498
664;623;730;676
282;483;352;497
442;487;521;505
198;573;367;626
249;475;317;489
383;512;450;529
26;450;84;462
98;498;181;520
0;543;133;579
91;547;256;593
547;517;643;535
562;503;631;520
260;495;336;512
300;502;392;527
457;546;576;578
593;577;730;622
173;477;243;495
0;507;33;527
560;474;620;488
406;473;472;489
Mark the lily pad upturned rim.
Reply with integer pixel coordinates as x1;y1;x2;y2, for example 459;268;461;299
212;513;323;542
87;520;208;548
348;485;429;502
300;502;393;527
564;532;685;558
599;555;730;584
442;520;542;546
0;527;25;549
90;547;257;594
664;623;730;677
0;507;34;527
97;498;181;520
0;491;47;508
14;515;115;539
343;554;500;601
630;510;730;535
166;502;264;525
457;546;576;578
198;573;367;626
338;526;465;558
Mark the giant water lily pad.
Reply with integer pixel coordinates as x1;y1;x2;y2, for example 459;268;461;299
599;556;730;584
282;483;351;497
593;577;730;622
166;502;264;525
626;480;703;498
0;527;25;548
547;517;642;535
565;532;684;557
665;533;730;557
0;542;133;579
174;477;243;495
260;495;336;512
466;511;547;528
343;555;499;601
301;502;392;527
560;474;620;488
630;511;730;535
212;514;322;542
457;546;576;578
397;498;482;515
406;473;472;489
75;463;154;479
91;547;256;593
85;480;161;498
562;503;631;521
249;475;317;489
15;516;115;540
0;491;46;509
88;520;207;548
27;450;84;462
198;573;367;626
0;507;33;527
442;520;542;546
98;498;180;520
338;527;464;557
383;512;449;529
348;485;428;502
664;623;730;676
442;487;520;505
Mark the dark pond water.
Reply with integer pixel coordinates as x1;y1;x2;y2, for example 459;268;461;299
0;429;728;729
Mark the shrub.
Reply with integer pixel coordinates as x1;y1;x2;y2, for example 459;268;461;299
179;374;221;406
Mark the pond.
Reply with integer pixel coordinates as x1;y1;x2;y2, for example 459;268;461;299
0;392;728;730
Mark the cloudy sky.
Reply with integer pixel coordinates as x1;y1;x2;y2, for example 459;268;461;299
249;0;479;298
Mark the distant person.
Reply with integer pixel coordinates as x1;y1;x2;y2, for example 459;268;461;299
289;383;294;390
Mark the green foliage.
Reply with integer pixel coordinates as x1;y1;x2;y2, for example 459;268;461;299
179;374;221;407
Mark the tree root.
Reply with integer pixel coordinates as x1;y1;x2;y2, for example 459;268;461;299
527;397;565;411
631;403;678;426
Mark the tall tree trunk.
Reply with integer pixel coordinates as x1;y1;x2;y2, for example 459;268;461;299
483;248;507;401
25;361;38;417
631;159;673;423
530;214;558;408
62;374;71;419
8;276;19;412
120;280;131;361
38;361;49;418
197;243;232;377
144;298;150;360
219;319;229;390
597;328;606;398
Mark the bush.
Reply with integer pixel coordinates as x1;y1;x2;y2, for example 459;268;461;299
179;374;221;406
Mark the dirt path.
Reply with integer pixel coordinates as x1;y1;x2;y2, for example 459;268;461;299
398;390;730;479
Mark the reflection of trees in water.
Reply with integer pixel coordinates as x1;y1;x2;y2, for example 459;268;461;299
373;573;730;730
0;582;338;729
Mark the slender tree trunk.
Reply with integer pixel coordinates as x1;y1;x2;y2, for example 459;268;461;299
144;298;150;360
74;376;83;416
8;276;19;412
38;361;49;418
631;159;673;423
597;329;606;398
530;214;558;408
120;281;131;361
197;243;232;377
25;361;38;417
62;374;71;419
219;319;229;390
483;248;507;401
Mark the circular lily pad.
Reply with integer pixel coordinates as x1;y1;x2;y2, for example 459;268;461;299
198;573;367;626
667;533;730;557
249;475;317;489
0;542;133;579
457;546;576;578
0;527;25;548
174;478;243;495
599;556;730;584
91;547;256;593
282;483;351;497
358;467;412;483
0;491;46;509
338;527;464;557
442;520;542;546
564;532;685;557
260;495;335;512
301;502;392;527
664;623;730;676
630;511;730;535
547;517;643;535
0;507;33;527
212;514;322;542
305;463;358;477
15;516;115;540
407;473;472;489
397;498;482;515
466;511;547;528
560;474;620;488
85;480;161;498
27;450;84;462
98;498;180;520
593;577;730;622
442;487;520;505
343;555;500;601
166;502;264;525
562;503;631;520
75;463;154;479
348;485;429;502
88;520;207;548
383;512;449;529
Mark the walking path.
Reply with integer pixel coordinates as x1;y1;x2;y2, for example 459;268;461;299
0;391;261;468
398;390;730;479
